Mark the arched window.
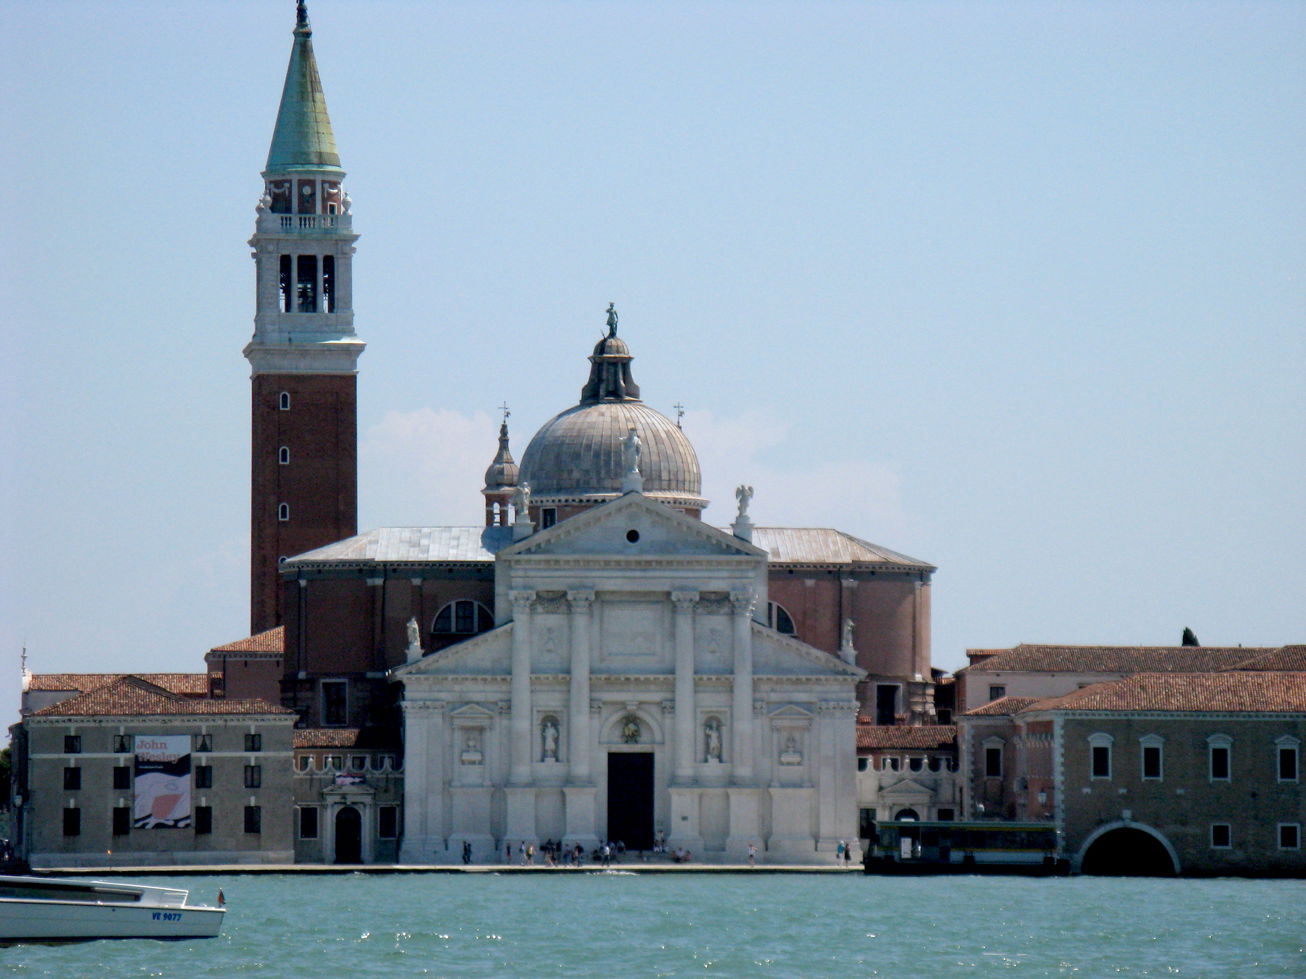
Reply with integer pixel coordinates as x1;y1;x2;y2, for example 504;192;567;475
279;446;290;465
767;601;796;635
277;503;290;522
893;808;920;822
279;391;291;410
431;600;494;637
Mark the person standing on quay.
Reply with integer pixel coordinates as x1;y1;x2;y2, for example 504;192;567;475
747;842;757;868
505;841;512;864
462;840;472;865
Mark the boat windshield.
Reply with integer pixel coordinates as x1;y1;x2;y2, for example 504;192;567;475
0;880;142;904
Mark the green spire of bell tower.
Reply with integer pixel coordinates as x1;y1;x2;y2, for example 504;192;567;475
266;0;341;172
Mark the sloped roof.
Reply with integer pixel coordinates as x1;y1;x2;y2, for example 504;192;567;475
748;528;934;571
957;645;1266;675
964;696;1041;717
266;5;341;172
26;672;210;697
1025;671;1306;714
288;526;513;565
294;727;361;748
857;724;956;749
31;676;292;718
1231;645;1306;672
210;625;285;654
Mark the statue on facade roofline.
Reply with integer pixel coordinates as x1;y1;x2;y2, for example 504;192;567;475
735;484;753;519
512;481;531;517
406;616;422;652
606;301;619;337
622;427;641;475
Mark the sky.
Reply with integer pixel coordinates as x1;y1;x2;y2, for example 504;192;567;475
2;1;1303;729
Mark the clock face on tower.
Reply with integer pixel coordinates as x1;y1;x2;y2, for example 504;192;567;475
297;179;316;214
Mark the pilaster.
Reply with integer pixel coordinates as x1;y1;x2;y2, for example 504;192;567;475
672;590;698;783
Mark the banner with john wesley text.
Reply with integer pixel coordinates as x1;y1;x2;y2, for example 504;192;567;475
133;735;192;829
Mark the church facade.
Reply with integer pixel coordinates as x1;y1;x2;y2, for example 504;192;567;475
230;2;938;864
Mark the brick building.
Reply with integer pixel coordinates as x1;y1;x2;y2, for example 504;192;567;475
958;654;1306;876
10;674;295;868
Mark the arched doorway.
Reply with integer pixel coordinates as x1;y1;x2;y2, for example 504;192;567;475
335;806;362;864
1080;826;1177;876
893;808;920;821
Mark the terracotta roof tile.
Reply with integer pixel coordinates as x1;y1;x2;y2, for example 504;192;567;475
209;625;285;654
32;676;293;718
1025;671;1306;714
957;645;1266;675
856;724;956;749
1231;645;1306;672
294;728;362;748
25;673;210;697
964;696;1041;716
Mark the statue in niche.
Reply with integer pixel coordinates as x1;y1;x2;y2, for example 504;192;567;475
621;715;642;744
461;730;483;765
735;484;754;519
779;734;803;766
704;718;723;762
541;717;559;761
622;428;641;475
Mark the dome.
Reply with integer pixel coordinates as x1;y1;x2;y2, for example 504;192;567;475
516;304;706;511
482;421;518;493
518;401;704;506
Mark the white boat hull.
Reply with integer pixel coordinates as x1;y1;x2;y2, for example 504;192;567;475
0;875;225;942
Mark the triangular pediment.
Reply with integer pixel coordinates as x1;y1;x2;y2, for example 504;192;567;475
880;778;935;802
501;493;765;562
447;702;498;720
767;703;816;720
392;623;513;677
753;625;866;679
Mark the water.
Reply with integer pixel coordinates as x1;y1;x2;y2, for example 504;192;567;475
3;872;1303;977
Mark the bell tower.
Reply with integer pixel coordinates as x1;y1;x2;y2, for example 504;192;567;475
246;0;364;633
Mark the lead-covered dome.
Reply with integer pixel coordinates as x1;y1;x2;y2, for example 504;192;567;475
517;305;707;512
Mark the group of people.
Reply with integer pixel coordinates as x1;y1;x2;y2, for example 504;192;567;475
492;839;628;867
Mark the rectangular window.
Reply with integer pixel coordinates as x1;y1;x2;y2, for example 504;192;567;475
296;254;317;312
876;685;899;726
112;765;131;790
244;806;262;834
63;767;81;791
936;708;953;725
296;755;312;773
350;755;367;772
1279;824;1301;850
321;680;348;727
195;806;212;835
63;808;81;837
298;806;319;840
64;735;81;754
859;808;876;840
541;507;557;529
195;764;213;789
1279;746;1299;782
244;764;262;788
988;685;1006;702
378;805;399;839
279;254;292;312
937;808;956;822
1210;824;1232;849
112;806;131;836
195;733;213;752
857;757;869;773
326;754;343;770
1091;745;1111;779
1141;745;1163;780
985;747;1002;778
113;734;132;753
1210;746;1230;781
245;733;263;752
322;255;335;312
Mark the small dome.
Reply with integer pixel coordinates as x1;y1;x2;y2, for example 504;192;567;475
518;401;703;506
592;334;630;357
482;421;518;493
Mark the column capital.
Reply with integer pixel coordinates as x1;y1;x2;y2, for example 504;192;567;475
729;590;756;615
566;589;595;611
510;589;536;613
671;589;699;613
661;699;677;715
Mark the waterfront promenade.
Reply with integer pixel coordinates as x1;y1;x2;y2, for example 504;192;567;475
36;862;858;876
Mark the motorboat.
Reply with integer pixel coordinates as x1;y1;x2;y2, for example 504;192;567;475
0;874;225;942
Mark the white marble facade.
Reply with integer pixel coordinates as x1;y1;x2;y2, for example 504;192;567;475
396;492;864;864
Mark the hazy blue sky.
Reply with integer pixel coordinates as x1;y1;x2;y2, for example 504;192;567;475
3;1;1303;726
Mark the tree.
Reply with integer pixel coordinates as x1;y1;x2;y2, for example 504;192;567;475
1181;627;1200;647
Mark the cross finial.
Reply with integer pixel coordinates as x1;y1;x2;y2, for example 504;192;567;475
673;402;685;429
498;401;511;424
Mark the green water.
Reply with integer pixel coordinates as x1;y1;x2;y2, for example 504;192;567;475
3;873;1303;977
